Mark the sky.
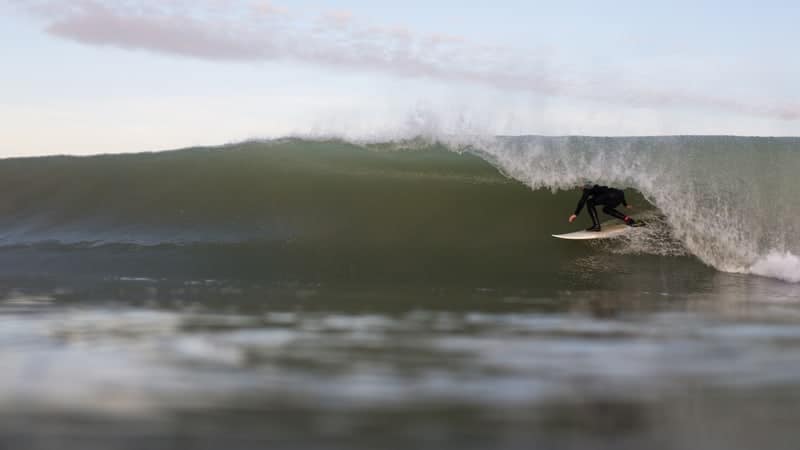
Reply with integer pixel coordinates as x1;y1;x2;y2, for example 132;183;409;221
2;0;800;156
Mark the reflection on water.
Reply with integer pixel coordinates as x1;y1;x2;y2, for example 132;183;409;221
1;267;800;450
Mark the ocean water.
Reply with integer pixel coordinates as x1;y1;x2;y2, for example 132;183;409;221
1;136;799;449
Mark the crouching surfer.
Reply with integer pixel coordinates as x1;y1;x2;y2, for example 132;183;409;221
568;182;640;232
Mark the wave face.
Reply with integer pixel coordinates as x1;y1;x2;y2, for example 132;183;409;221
0;136;797;283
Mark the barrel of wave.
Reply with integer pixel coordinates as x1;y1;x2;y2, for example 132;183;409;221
442;135;800;283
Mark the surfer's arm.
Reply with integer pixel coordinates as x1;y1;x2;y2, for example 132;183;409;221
573;190;590;216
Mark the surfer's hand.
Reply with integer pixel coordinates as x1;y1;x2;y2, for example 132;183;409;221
569;214;577;223
626;204;633;209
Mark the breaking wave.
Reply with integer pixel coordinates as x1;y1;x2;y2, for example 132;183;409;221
0;136;797;283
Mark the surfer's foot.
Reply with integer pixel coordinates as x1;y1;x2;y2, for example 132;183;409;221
624;217;645;227
585;225;602;232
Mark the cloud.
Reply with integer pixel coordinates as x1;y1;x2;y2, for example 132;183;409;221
46;5;271;60
12;0;800;121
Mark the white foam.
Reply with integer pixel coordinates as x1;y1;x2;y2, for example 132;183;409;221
749;251;800;284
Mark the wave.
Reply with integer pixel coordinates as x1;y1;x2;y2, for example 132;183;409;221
0;136;797;283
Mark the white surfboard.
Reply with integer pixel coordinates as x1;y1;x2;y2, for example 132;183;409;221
552;223;632;240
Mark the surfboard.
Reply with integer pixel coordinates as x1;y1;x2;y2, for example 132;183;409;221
552;223;633;240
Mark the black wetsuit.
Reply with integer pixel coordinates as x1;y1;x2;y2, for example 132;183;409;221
574;185;631;230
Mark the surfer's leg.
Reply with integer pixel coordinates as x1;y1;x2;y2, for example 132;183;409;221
586;199;601;231
602;205;625;220
602;205;636;226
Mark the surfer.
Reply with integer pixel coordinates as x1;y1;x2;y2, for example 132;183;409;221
568;182;638;232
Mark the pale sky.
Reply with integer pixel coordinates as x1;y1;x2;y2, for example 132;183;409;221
2;0;799;156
